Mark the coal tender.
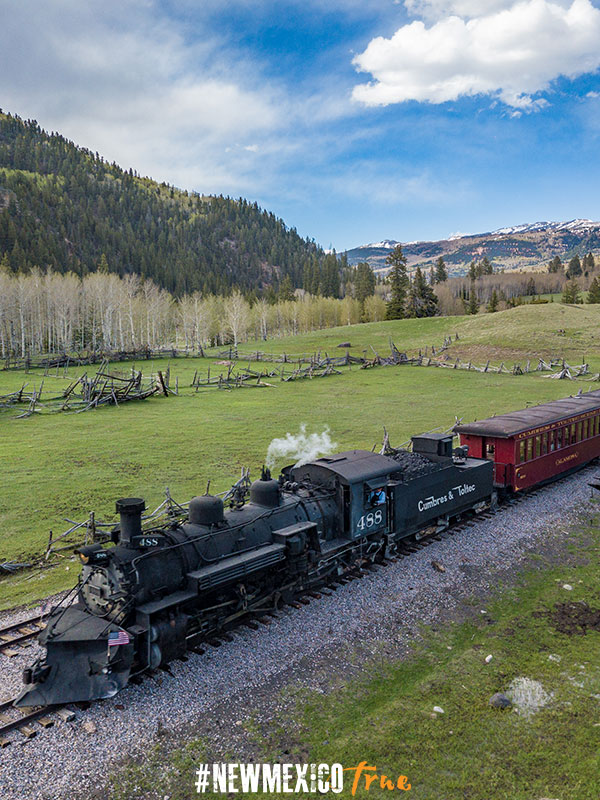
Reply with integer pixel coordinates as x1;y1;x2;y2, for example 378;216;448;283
16;435;493;707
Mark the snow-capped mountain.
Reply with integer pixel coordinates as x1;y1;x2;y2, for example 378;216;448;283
488;219;600;237
345;220;600;274
357;239;399;250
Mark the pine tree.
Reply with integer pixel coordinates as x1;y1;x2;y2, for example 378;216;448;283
278;275;294;302
587;277;600;303
302;261;314;293
562;280;581;304
0;252;10;273
385;245;408;320
486;289;499;313
566;255;582;278
418;267;438;317
464;281;479;315
433;256;448;283
11;241;26;272
468;261;478;281
404;267;438;318
525;276;536;296
481;256;493;275
354;262;376;304
548;255;563;273
320;253;340;298
310;265;321;296
98;253;109;274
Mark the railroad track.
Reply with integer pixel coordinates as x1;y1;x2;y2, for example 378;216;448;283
0;613;46;657
0;698;76;747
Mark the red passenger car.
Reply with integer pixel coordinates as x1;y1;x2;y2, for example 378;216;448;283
455;390;600;492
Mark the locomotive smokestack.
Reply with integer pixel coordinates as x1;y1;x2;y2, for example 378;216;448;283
116;498;145;547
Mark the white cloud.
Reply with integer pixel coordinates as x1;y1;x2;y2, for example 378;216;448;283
0;1;282;192
404;0;531;19
353;0;600;109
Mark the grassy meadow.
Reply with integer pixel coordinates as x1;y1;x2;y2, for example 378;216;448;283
205;302;600;365
2;302;600;608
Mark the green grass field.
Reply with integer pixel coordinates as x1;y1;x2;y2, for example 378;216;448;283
204;302;600;365
2;303;600;608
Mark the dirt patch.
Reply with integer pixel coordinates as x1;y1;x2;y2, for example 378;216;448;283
542;601;600;635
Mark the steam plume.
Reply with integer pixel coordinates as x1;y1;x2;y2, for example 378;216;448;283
266;424;337;469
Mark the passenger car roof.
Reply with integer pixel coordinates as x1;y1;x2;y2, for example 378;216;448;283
455;390;600;438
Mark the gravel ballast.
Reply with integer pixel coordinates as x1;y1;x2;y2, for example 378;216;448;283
0;466;598;799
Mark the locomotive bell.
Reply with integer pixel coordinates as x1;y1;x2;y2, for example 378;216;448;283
189;494;225;526
250;478;281;508
116;497;145;547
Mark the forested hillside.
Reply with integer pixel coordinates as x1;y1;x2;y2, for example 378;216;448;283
0;112;327;295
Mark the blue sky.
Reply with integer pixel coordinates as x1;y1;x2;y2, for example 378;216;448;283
2;0;600;250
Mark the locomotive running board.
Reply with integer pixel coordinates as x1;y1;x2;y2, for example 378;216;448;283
187;543;286;592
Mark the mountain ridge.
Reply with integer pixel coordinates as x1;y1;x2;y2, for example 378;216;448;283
0;111;326;296
346;219;600;274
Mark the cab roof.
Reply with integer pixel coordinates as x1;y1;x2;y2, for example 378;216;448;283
299;450;398;484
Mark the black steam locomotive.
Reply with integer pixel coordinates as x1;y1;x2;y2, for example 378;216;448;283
16;434;494;707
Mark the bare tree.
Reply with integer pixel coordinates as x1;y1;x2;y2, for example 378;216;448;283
223;291;250;346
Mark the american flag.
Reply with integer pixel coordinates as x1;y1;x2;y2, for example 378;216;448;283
108;630;130;647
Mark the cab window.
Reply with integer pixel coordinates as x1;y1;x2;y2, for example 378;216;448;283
366;488;386;507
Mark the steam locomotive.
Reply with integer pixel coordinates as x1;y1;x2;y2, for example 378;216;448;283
16;432;495;707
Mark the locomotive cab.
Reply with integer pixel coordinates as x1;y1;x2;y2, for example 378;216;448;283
288;450;400;541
